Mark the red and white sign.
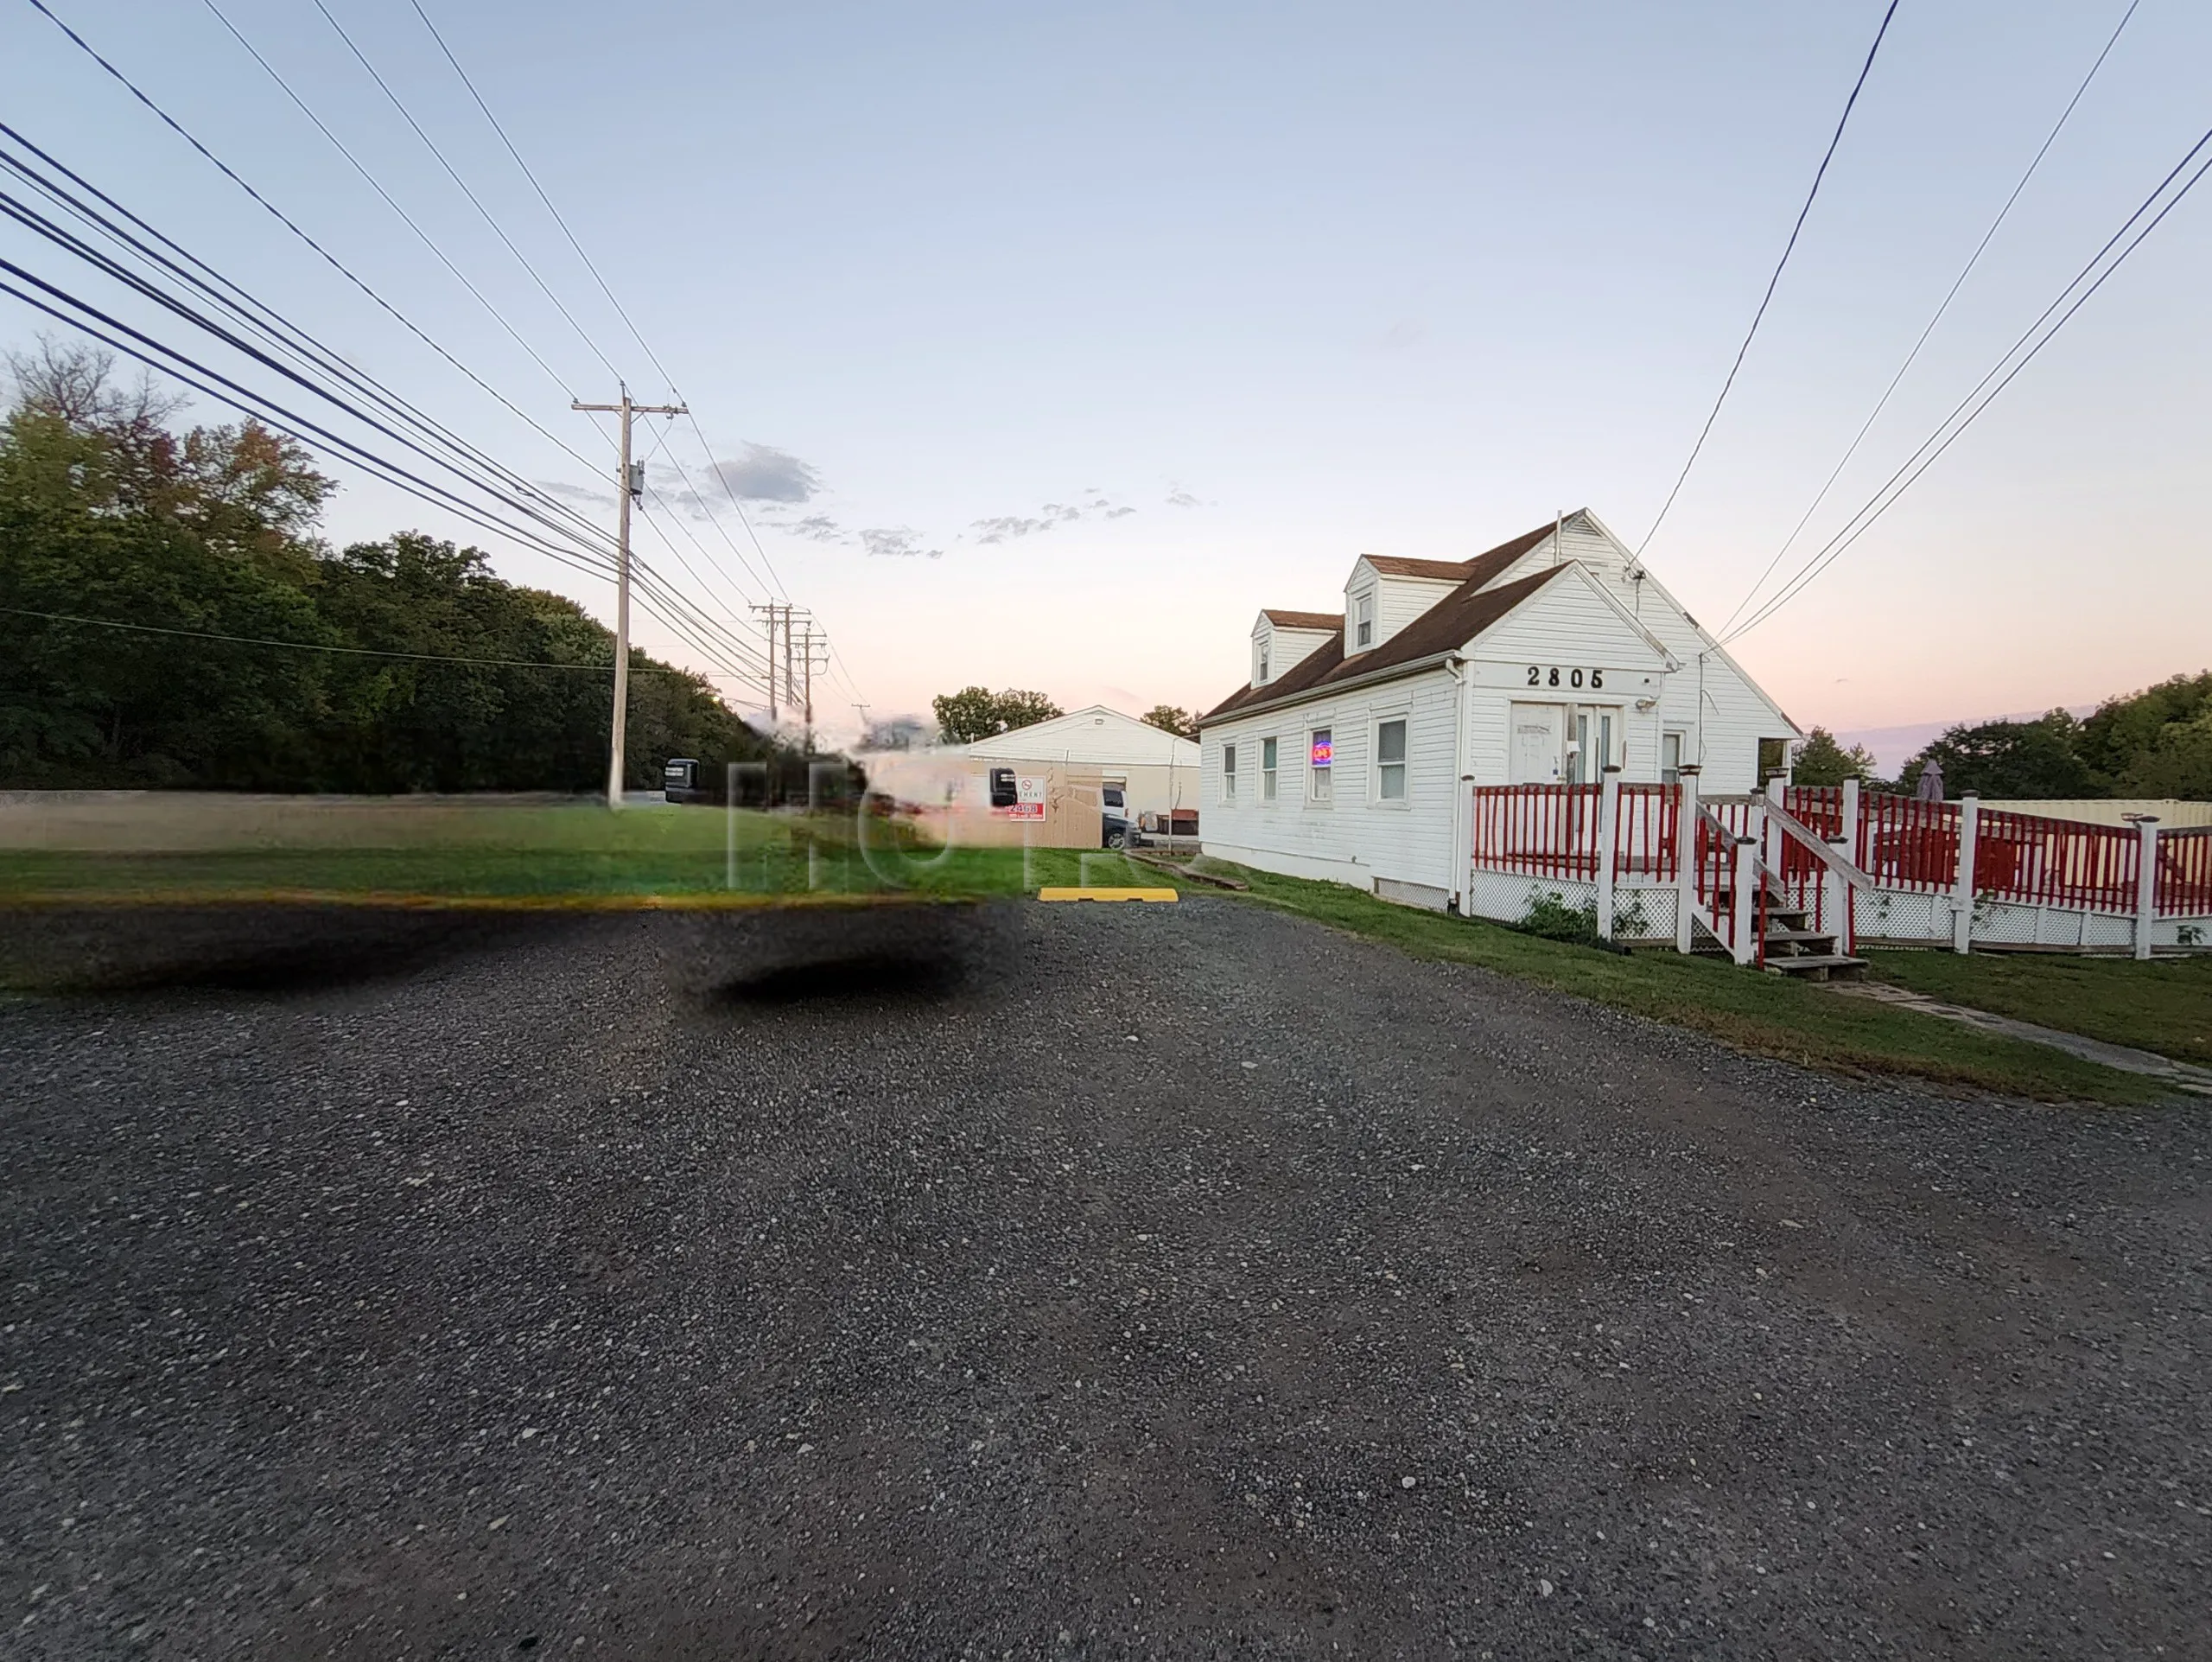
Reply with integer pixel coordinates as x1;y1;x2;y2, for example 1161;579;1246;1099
1000;774;1047;819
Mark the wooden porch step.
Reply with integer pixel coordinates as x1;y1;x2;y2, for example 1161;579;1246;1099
1763;928;1838;950
1763;953;1868;983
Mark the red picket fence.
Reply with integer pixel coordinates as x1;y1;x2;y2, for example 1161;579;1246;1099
1470;785;1603;877
2158;828;2212;918
1613;784;1680;881
1856;794;1961;894
1971;806;2139;914
1782;785;1845;838
1470;783;1680;882
1468;783;2211;933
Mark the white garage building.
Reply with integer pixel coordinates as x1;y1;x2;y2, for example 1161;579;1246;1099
1197;510;1799;909
963;704;1201;819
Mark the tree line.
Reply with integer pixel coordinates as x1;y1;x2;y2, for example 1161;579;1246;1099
1794;674;2212;799
928;687;1200;744
1;341;790;793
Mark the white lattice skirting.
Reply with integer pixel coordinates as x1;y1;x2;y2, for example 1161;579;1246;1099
1847;890;2209;951
1465;869;1680;941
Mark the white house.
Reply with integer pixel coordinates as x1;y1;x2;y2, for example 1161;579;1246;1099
963;704;1201;818
1198;510;1799;909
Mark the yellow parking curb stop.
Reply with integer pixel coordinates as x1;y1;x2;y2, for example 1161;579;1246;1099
1037;887;1179;903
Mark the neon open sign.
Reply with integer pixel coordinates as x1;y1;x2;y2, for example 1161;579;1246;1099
1310;734;1333;767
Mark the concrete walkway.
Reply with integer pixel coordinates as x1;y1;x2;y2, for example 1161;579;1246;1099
1830;978;2212;1097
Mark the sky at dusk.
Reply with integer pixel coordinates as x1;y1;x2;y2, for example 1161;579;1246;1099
5;0;2207;747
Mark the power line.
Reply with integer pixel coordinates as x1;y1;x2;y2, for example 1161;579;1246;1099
11;7;606;470
0;260;622;586
405;0;677;398
1717;0;2142;638
189;0;594;409
1722;125;2212;642
8;16;785;693
395;6;810;621
305;0;625;387
1636;0;1899;559
297;0;824;679
0;124;610;521
25;0;843;709
0;156;618;564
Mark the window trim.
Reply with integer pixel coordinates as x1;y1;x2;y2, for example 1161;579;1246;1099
1353;591;1375;652
1261;735;1279;804
1307;726;1334;806
1370;712;1410;808
1221;739;1238;804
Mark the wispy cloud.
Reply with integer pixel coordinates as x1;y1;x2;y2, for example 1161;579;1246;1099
537;478;613;508
861;526;942;559
703;442;822;503
970;502;1088;544
1104;505;1137;519
653;443;823;516
1165;484;1200;508
776;513;847;544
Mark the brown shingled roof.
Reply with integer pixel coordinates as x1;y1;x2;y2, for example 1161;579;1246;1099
1360;554;1474;581
1201;521;1565;723
1202;561;1575;724
1261;608;1344;631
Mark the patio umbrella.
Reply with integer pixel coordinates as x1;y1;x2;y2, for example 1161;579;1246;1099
1914;756;1946;802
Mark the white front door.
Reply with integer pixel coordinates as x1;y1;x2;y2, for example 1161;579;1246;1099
1510;703;1564;784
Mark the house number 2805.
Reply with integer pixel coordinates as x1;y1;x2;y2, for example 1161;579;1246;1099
1527;665;1603;689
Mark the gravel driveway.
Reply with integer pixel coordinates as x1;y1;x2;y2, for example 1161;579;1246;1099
3;897;2209;1659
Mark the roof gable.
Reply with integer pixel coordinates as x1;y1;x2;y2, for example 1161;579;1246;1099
1258;608;1343;633
966;704;1201;761
1203;564;1580;723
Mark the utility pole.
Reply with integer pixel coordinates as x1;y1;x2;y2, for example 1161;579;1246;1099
750;602;783;723
785;606;802;723
573;388;685;808
797;625;830;752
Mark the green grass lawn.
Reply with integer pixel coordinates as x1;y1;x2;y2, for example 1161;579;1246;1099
0;802;1165;907
1865;948;2212;1068
1192;860;2169;1105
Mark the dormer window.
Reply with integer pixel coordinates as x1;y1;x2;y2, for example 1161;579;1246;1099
1258;644;1270;684
1354;594;1374;651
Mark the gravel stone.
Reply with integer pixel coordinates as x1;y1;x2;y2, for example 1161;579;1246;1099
2;895;2209;1658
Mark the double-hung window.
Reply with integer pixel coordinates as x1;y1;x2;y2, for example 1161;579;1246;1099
1309;728;1333;801
1261;736;1279;801
1222;742;1237;802
1375;716;1408;801
1354;594;1375;651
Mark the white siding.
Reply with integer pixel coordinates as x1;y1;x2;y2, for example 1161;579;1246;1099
1490;513;1796;793
1462;570;1670;784
1347;562;1459;654
1200;666;1463;894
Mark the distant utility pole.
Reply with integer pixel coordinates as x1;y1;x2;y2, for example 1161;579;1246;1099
573;388;685;808
750;602;784;723
750;602;807;726
797;624;830;751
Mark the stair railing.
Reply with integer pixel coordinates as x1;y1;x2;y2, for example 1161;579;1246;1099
1691;803;1765;965
1763;800;1878;956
